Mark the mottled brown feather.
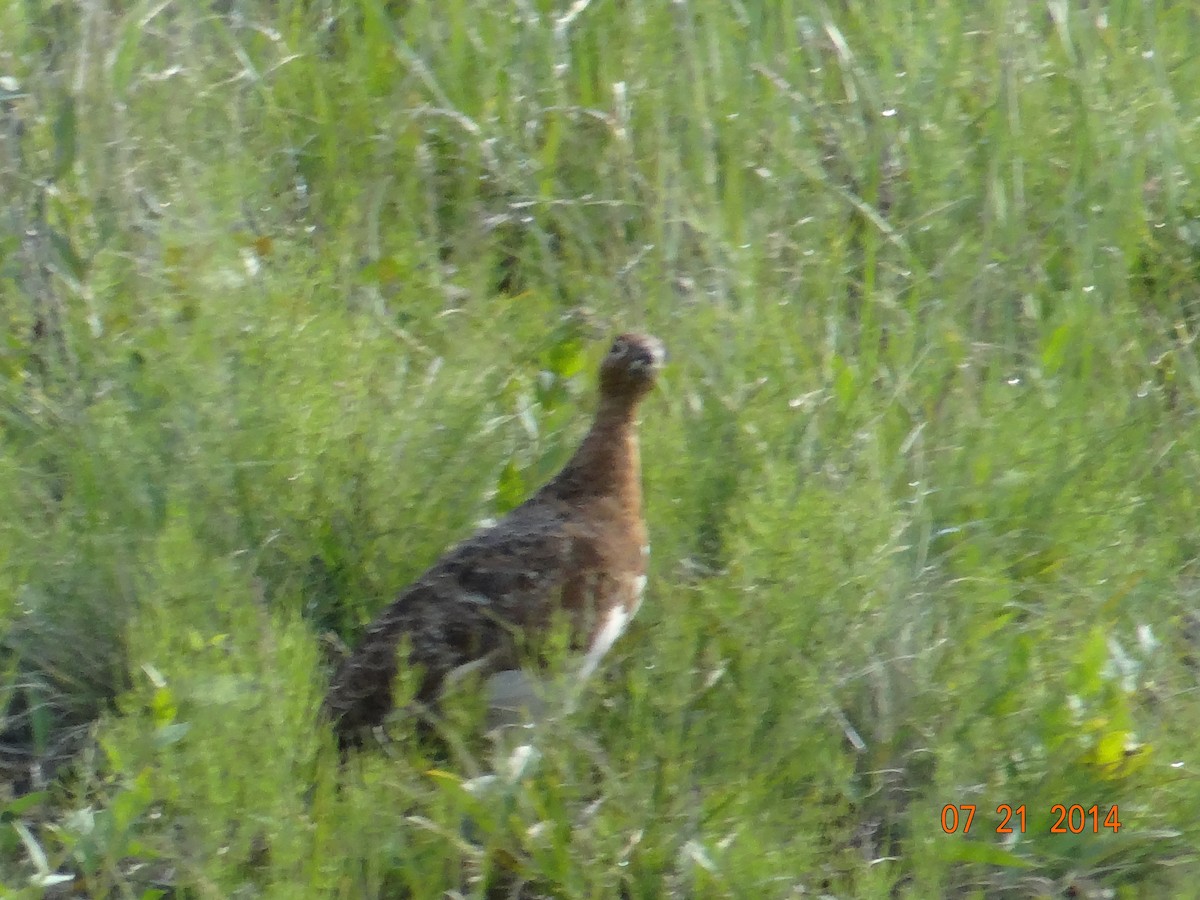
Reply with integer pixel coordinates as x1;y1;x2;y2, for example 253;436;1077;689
324;332;664;747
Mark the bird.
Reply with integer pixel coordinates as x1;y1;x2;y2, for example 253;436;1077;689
324;331;665;748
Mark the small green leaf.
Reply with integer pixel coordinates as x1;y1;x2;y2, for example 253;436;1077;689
941;839;1033;868
1068;625;1108;697
49;229;87;281
150;686;176;727
0;792;49;823
360;255;402;285
495;457;526;514
0;233;19;268
832;356;857;410
1041;322;1073;375
109;24;141;94
52;93;76;180
542;334;585;380
110;770;155;830
29;692;51;755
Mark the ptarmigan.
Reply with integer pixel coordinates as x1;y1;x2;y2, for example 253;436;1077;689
324;332;665;748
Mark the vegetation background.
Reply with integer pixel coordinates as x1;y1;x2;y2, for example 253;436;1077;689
2;0;1200;896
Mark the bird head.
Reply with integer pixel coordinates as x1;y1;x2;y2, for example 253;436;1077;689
598;332;666;403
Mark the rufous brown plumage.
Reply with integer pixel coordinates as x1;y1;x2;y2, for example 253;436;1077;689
324;332;665;748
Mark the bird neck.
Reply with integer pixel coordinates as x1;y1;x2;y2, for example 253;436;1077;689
547;394;643;506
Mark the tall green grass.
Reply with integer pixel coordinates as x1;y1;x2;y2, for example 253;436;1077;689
3;0;1200;896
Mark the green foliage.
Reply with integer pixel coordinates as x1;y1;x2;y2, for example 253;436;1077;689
2;0;1200;895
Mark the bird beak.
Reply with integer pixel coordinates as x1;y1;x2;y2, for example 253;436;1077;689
636;339;667;374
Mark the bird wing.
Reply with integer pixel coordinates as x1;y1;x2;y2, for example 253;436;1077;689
324;500;587;741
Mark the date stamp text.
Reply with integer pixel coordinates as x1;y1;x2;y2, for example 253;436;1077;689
940;804;1121;834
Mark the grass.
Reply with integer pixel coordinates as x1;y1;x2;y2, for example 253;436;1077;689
2;0;1200;896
